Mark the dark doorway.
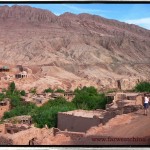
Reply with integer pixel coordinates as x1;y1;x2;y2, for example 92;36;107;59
117;80;121;90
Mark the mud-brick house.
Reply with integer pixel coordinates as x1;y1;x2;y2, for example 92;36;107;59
58;109;105;132
0;73;14;81
15;71;28;79
5;115;32;125
64;91;75;102
0;66;10;72
115;93;143;107
0;98;10;118
51;92;64;99
13;116;32;125
4;123;30;134
125;93;140;100
33;97;44;104
16;65;23;72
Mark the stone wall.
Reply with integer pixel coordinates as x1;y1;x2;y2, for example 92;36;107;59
57;113;102;132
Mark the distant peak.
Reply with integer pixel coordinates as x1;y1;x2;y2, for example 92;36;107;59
0;5;57;23
59;12;78;18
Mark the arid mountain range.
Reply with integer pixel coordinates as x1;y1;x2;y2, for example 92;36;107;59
0;5;150;91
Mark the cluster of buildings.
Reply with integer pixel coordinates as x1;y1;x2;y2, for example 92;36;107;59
57;92;143;133
0;90;147;145
0;65;29;82
0;66;10;72
0;64;149;145
20;90;75;106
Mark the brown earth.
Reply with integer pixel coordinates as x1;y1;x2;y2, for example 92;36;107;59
61;109;150;145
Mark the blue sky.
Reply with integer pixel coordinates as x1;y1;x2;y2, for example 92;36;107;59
0;4;150;30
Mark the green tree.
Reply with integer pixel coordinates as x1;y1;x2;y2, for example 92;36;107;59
0;93;5;101
73;86;107;110
134;81;150;92
9;94;22;108
32;97;76;128
3;103;37;119
8;82;16;93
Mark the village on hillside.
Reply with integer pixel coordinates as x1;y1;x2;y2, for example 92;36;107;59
0;64;150;145
0;4;150;146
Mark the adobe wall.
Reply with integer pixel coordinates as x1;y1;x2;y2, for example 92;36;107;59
0;124;6;134
56;130;85;140
135;95;143;106
57;113;102;132
0;101;10;118
102;110;121;124
4;124;30;134
120;78;140;90
0;135;13;145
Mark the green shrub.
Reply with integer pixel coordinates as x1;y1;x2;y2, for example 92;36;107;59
55;88;65;93
29;88;37;94
32;97;76;128
20;90;26;96
3;103;37;119
73;86;107;110
134;81;150;92
44;88;54;93
5;91;22;108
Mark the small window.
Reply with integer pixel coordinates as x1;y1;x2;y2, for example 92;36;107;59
7;129;12;134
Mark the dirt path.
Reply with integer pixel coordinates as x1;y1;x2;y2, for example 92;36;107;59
105;109;150;137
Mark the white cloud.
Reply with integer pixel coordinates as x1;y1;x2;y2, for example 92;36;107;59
125;18;150;30
53;12;61;16
62;4;112;14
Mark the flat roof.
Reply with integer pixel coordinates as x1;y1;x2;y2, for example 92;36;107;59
59;109;105;118
106;93;116;96
125;93;140;96
14;115;31;120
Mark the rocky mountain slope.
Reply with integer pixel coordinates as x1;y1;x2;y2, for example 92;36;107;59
0;5;150;91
